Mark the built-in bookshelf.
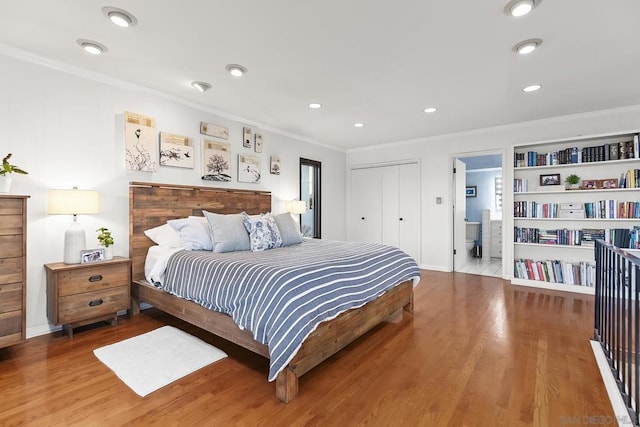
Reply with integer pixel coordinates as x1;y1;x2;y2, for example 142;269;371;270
511;130;640;295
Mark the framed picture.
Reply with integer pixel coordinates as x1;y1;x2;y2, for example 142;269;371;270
81;248;105;264
465;186;477;198
200;121;229;140
124;111;157;172
238;154;261;183
270;156;280;175
581;179;597;189
539;173;561;186
159;132;194;168
201;139;231;182
598;178;618;189
254;134;263;153
243;127;252;149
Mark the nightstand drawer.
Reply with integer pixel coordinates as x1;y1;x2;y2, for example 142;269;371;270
58;286;129;324
58;263;129;296
0;282;22;313
0;257;22;285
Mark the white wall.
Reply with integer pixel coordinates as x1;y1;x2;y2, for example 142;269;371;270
0;51;346;338
465;168;502;223
346;104;640;272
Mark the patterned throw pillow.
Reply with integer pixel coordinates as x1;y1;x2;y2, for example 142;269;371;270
241;212;283;252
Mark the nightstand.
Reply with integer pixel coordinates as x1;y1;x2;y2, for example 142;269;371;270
45;256;131;337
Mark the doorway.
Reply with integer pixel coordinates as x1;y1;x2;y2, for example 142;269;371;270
300;158;321;238
453;152;504;278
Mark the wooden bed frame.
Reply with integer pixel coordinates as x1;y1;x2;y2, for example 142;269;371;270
128;181;414;402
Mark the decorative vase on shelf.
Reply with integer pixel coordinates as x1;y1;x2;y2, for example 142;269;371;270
103;245;113;260
0;174;12;193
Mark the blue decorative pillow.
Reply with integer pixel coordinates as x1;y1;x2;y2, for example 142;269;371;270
167;217;213;251
241;212;283;252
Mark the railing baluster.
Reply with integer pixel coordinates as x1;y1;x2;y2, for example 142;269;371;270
594;240;640;426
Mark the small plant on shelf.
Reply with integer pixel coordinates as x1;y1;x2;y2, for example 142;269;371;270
1;153;28;176
565;174;580;190
96;227;114;247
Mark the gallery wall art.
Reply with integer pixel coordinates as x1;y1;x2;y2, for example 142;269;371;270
238;154;261;183
159;132;194;168
200;121;229;140
125;111;157;172
202;139;232;182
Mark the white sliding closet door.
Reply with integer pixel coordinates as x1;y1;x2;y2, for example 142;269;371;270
349;162;420;263
397;162;420;262
349;167;382;243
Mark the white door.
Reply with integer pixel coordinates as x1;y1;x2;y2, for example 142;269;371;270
453;158;467;271
381;166;400;247
349;167;382;243
397;163;420;263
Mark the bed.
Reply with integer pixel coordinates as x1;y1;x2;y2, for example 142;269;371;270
129;181;418;402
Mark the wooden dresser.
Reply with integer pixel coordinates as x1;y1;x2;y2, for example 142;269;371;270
0;195;28;348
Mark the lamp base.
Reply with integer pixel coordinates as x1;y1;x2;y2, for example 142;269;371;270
64;222;87;264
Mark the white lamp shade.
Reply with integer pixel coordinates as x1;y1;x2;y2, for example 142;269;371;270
48;189;100;215
48;188;99;264
286;200;307;214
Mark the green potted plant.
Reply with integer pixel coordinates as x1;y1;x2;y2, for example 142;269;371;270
96;227;114;260
565;174;580;190
0;153;28;193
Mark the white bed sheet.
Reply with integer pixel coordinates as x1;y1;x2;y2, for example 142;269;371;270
145;245;184;285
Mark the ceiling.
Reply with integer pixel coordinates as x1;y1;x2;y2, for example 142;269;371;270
1;1;640;151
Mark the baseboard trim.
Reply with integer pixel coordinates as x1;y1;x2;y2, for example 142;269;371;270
590;340;635;426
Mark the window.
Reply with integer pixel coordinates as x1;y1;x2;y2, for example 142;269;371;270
300;158;321;238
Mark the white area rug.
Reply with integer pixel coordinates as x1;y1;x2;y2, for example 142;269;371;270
94;326;227;397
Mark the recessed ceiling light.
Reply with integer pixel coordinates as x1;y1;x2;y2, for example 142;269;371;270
522;84;541;92
423;107;438;113
76;39;107;55
513;38;543;55
102;7;138;27
191;81;212;92
309;103;322;109
354;123;365;128
225;64;248;77
503;0;538;17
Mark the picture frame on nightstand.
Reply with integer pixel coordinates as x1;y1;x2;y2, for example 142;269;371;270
80;248;105;264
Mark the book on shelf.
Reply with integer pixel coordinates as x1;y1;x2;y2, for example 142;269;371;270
516;200;640;219
514;226;639;248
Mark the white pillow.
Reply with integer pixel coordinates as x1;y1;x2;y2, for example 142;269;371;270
203;211;251;253
143;223;181;248
168;217;213;251
273;213;303;246
241;212;283;252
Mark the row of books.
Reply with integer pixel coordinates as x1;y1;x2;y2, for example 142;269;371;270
513;178;529;193
514;136;639;167
514;227;585;245
514;259;595;286
514;201;640;219
514;227;640;248
619;169;640;188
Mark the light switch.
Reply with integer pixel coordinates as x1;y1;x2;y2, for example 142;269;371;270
436;197;442;204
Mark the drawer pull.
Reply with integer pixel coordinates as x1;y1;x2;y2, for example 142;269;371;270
89;275;103;282
89;299;104;307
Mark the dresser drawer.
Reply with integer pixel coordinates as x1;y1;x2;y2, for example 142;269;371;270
0;257;23;285
0;198;23;215
58;263;130;296
58;286;129;324
0;310;22;345
0;235;23;259
0;214;24;236
0;282;22;313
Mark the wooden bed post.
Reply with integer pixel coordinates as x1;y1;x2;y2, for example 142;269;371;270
276;368;299;403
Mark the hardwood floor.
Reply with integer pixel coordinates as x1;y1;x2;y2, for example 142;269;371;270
0;271;614;426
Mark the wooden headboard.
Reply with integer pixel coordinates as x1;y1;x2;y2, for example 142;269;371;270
129;181;271;282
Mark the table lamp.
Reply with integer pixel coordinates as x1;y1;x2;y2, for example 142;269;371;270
287;200;307;215
48;188;100;264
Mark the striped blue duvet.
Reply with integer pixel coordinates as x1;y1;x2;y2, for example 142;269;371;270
161;238;421;381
